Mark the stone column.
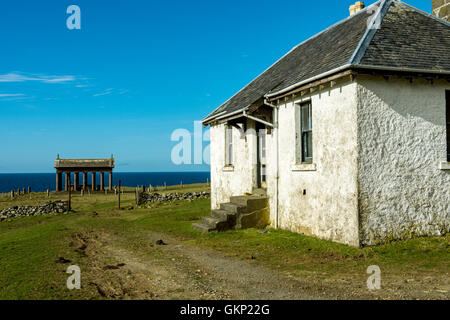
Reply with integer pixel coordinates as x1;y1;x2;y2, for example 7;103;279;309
100;172;105;191
109;171;113;191
56;171;62;192
92;172;96;191
83;172;88;190
74;173;79;191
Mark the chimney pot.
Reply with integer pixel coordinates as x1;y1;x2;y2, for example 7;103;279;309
349;1;365;15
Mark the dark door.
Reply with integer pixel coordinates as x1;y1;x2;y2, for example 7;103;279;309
256;123;267;189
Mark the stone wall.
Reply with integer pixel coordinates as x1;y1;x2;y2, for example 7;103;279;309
432;0;450;22
0;201;69;221
136;192;210;206
357;76;450;246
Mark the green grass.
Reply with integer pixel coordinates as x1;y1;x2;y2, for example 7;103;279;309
0;184;448;299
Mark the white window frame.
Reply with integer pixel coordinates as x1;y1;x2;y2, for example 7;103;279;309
295;101;314;167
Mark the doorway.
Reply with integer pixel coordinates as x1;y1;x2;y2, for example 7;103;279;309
256;123;267;189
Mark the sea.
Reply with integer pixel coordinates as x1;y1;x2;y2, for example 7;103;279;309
0;172;211;193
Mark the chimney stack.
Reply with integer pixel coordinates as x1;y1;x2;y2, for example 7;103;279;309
432;0;450;22
349;1;365;15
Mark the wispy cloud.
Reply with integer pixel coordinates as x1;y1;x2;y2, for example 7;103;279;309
0;93;28;101
93;88;129;97
93;88;114;97
0;72;76;83
0;93;25;97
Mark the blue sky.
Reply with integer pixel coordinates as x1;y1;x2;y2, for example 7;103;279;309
0;0;431;173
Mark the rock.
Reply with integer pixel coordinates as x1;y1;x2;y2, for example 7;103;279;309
55;257;72;264
156;239;167;246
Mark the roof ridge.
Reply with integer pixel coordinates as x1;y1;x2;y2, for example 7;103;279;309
349;0;393;65
283;0;384;57
203;0;384;121
393;0;450;28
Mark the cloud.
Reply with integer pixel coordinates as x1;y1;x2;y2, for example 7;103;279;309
0;93;25;97
0;93;28;101
93;88;114;97
0;72;76;83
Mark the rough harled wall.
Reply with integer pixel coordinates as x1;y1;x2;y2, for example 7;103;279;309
268;80;360;247
209;119;256;210
432;0;450;22
357;76;450;246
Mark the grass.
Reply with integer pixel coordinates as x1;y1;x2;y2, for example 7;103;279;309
0;184;448;299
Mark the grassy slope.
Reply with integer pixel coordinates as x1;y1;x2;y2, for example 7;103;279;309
0;185;448;299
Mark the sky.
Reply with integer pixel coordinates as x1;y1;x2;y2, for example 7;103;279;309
0;0;432;173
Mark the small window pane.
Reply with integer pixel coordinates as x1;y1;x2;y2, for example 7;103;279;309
301;104;310;130
300;102;313;163
225;125;233;166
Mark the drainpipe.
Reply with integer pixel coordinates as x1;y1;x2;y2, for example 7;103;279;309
273;104;280;229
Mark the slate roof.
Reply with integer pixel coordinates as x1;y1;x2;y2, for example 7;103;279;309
204;0;450;123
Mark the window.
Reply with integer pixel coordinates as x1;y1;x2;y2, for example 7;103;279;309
225;124;233;166
446;91;450;161
300;102;313;163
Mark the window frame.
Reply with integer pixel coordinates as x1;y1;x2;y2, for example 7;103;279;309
300;101;313;163
225;124;233;166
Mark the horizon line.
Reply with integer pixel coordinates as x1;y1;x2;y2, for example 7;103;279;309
0;171;211;174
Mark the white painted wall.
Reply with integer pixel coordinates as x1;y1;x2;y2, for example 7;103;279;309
268;80;360;246
208;75;449;247
356;76;450;245
209;119;256;209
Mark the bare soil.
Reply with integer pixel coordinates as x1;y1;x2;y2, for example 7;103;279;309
69;230;449;300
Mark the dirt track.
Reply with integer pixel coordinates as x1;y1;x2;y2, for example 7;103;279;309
69;230;449;300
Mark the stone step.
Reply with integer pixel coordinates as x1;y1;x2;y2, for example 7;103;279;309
212;209;232;220
202;215;232;232
220;202;247;214
230;196;268;212
192;222;216;232
203;216;225;225
252;188;268;197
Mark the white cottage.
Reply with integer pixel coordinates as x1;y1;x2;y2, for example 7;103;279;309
197;0;450;247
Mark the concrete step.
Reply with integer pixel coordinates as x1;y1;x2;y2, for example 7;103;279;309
252;188;267;197
192;222;216;232
212;209;232;220
203;216;225;225
202;216;232;231
220;202;247;214
212;209;237;226
230;196;268;212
